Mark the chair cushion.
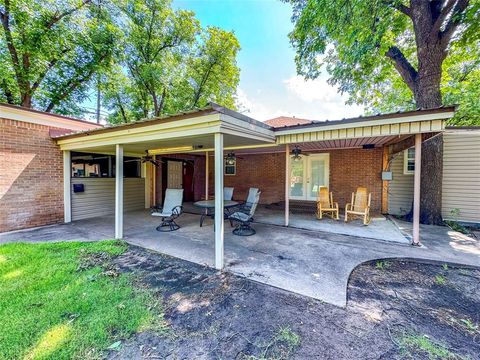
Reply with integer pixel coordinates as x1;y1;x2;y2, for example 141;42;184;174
151;211;172;217
230;212;251;222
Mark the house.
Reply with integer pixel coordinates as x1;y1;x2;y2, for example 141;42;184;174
3;101;477;270
0;103;102;232
51;103;458;267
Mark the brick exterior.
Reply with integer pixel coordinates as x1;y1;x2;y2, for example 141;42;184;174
155;154;206;204
161;148;383;212
221;153;287;204
0;118;65;232
205;148;383;210
329;148;383;212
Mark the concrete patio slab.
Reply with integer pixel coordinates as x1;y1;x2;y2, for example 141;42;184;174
1;210;478;307
254;207;409;243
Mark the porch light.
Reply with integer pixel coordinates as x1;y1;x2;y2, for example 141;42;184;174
291;146;302;161
225;152;236;165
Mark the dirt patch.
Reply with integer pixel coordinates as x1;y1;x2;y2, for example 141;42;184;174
109;246;480;359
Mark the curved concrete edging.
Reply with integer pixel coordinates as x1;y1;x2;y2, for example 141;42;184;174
343;256;480;308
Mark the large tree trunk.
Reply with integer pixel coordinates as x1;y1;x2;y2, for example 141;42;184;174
418;135;443;224
413;54;444;225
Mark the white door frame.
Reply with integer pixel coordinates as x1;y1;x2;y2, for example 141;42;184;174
288;153;330;201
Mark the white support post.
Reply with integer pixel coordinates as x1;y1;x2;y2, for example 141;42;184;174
285;144;289;226
152;157;156;206
214;134;224;269
412;134;422;245
205;151;209;200
115;144;124;240
63;150;71;223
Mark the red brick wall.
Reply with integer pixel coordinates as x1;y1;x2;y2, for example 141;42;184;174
210;148;383;211
329;148;383;212
154;148;383;211
0;118;65;232
220;152;286;204
155;154;206;204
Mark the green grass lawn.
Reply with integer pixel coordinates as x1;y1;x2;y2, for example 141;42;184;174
0;240;163;360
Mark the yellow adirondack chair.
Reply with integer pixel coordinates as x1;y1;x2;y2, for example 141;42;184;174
345;187;371;225
316;186;339;220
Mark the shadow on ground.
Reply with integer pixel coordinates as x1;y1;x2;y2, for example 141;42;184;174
110;245;479;360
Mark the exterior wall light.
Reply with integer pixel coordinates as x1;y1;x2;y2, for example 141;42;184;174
291;145;302;161
225;152;236;165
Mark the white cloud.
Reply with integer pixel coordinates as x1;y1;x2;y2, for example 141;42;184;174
237;76;364;122
283;75;338;103
236;88;287;120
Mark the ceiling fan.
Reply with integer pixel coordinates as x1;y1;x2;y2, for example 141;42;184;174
224;152;245;165
125;150;160;167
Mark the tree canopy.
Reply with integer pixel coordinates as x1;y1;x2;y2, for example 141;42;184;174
0;0;241;122
287;0;480;125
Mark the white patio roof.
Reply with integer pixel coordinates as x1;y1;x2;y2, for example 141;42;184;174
54;103;276;155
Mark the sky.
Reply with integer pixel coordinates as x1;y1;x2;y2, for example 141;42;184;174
173;0;363;122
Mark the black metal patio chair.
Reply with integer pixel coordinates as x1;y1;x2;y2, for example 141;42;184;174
229;191;260;236
151;188;184;232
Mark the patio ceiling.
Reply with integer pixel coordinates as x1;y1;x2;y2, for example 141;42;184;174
232;135;406;155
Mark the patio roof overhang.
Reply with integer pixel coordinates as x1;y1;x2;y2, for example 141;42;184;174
53;103;276;155
274;106;455;146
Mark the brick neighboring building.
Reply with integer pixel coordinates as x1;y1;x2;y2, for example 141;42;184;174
0;104;101;232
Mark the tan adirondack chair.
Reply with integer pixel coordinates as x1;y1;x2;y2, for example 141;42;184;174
315;187;339;220
345;187;371;225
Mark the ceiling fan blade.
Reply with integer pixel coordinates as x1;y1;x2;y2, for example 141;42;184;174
150;159;160;167
124;159;141;163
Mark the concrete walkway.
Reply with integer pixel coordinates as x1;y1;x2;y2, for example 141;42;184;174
1;210;478;307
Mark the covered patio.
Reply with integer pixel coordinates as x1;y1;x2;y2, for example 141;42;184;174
2;208;478;307
53;103;457;274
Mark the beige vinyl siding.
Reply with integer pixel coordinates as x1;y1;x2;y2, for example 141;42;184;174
388;151;414;216
442;130;480;224
71;178;145;220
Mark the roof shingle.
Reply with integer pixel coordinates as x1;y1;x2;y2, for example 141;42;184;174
264;116;312;128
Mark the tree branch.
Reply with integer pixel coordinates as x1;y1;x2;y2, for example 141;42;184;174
385;45;418;92
31;48;71;93
440;0;469;45
396;3;412;17
431;0;457;34
385;0;412;17
0;79;15;104
44;0;93;30
0;0;23;90
192;61;217;108
45;53;107;112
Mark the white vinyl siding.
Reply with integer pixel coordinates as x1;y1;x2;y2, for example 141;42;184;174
71;178;145;220
388;151;414;216
387;129;480;224
442;130;480;224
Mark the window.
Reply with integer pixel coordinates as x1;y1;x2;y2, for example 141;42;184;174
403;148;415;174
71;152;140;178
224;159;236;175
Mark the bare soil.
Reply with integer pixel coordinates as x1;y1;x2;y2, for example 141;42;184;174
109;245;480;360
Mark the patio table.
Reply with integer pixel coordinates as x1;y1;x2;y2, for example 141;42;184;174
193;200;239;227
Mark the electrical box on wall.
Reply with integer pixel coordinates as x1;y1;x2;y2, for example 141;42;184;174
382;171;393;181
73;183;85;193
